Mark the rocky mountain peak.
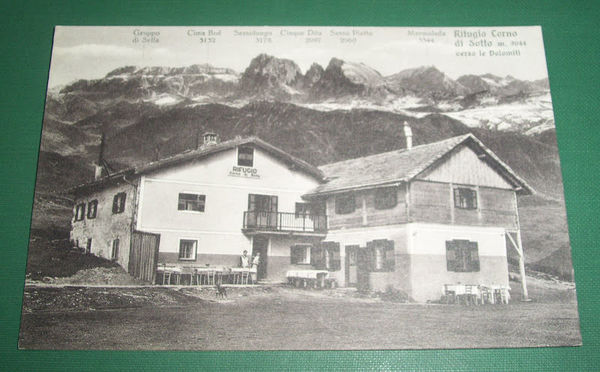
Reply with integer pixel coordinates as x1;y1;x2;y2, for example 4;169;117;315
241;54;302;86
386;65;467;98
304;63;324;86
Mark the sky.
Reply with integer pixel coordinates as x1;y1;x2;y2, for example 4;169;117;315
48;26;550;88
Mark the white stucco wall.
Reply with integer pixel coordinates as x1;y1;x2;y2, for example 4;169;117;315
408;223;509;302
136;146;321;260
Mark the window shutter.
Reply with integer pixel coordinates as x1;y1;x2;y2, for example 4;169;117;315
248;194;256;211
290;246;301;264
366;241;376;272
384;240;395;271
271;196;278;213
311;245;323;269
471;189;478;209
331;243;341;271
322;242;340;271
469;241;480;271
453;188;461;208
446;240;457;271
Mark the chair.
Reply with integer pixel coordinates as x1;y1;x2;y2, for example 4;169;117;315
443;284;456;304
232;271;240;284
494;288;509;304
240;270;249;285
215;271;224;285
466;285;480;306
162;270;172;285
479;286;493;304
190;269;199;285
205;270;215;285
159;265;181;285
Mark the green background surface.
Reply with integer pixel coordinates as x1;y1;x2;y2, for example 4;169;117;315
1;0;598;370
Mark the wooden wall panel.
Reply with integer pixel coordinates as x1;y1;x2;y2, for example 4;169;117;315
419;145;513;189
410;181;452;223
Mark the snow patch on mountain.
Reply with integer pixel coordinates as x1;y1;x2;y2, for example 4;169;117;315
445;92;554;131
146;93;181;106
340;61;385;86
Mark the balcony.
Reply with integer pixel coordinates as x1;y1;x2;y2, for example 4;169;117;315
243;211;328;236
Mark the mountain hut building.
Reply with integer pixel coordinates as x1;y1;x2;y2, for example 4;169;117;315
69;131;533;302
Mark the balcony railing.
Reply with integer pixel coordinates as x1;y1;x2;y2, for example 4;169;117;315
243;211;327;233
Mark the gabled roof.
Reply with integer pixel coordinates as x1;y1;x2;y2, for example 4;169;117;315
70;136;324;195
304;133;534;197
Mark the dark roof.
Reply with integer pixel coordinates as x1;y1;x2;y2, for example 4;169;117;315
305;134;534;197
70;137;324;194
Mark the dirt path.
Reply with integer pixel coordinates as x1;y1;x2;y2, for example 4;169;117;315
19;285;581;350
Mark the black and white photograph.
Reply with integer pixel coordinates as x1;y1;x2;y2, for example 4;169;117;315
19;26;581;350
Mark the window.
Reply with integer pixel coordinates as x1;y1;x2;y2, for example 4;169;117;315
178;193;206;212
248;194;277;212
374;187;397;210
179;240;197;261
454;187;477;210
87;200;98;219
367;239;395;272
74;203;86;221
335;194;355;215
295;202;310;217
86;238;92;254
446;240;480;272
112;192;126;214
309;201;326;216
111;239;119;260
290;245;311;265
316;242;341;271
238;146;254;167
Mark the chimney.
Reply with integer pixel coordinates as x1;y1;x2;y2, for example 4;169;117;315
94;164;103;181
202;131;219;146
403;121;413;150
94;133;106;181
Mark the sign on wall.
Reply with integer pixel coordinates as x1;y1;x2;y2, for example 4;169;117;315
229;166;260;179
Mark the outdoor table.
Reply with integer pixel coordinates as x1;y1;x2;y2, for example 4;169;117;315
191;266;227;285
443;284;510;305
443;284;481;305
156;265;182;285
286;270;329;288
231;268;252;284
487;285;511;304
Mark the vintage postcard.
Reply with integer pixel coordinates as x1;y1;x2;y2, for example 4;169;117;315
20;26;581;350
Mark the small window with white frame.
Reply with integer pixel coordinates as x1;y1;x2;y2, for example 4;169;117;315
74;203;86;221
179;239;197;261
112;192;126;214
178;193;206;212
87;199;98;219
238;146;254;167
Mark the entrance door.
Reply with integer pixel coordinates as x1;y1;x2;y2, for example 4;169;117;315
252;235;269;281
345;245;359;287
129;231;161;283
356;247;370;291
248;194;278;228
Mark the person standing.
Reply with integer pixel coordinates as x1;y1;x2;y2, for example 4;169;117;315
251;252;260;283
240;250;250;268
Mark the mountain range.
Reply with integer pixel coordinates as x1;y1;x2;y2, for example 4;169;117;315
34;54;572;280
